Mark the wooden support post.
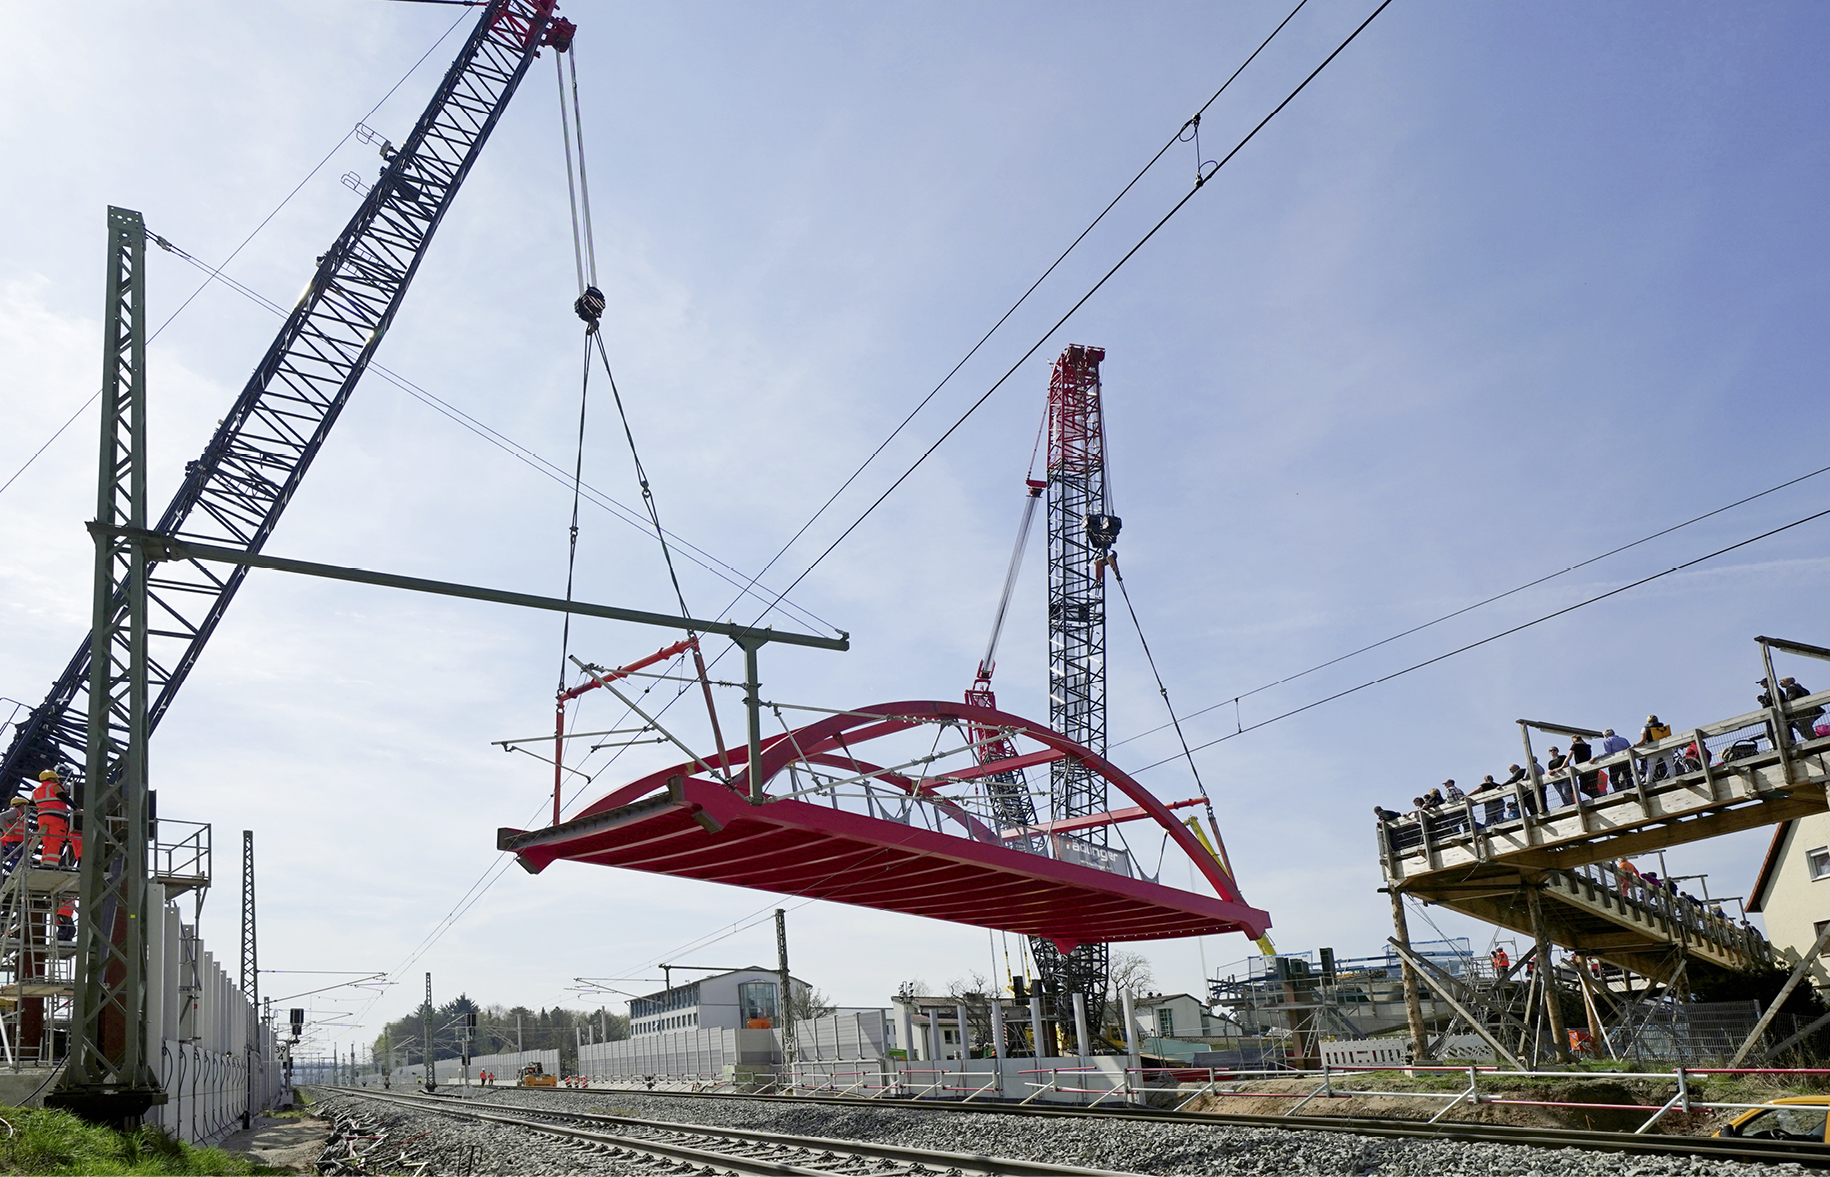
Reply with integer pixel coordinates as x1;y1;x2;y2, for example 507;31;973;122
1729;919;1830;1066
1388;941;1528;1071
1760;638;1798;784
1517;721;1545;824
1526;886;1571;1062
1387;887;1430;1063
1575;956;1615;1059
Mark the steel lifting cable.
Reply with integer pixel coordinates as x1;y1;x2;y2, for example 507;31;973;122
556;335;593;695
551;38;731;771
1110;566;1239;881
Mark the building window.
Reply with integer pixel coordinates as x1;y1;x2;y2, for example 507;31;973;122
1815;920;1830;955
739;980;778;1026
1809;847;1830;881
943;1029;957;1044
1157;1009;1175;1038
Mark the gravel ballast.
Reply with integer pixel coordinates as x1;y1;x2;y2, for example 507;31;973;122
320;1086;1808;1175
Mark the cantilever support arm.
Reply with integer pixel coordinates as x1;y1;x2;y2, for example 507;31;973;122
103;527;850;652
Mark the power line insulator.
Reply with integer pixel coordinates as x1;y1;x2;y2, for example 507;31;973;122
574;285;605;328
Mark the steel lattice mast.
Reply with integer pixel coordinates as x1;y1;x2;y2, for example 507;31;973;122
241;830;258;1128
54;206;159;1121
42;2;571;1123
1037;343;1115;1036
0;0;574;798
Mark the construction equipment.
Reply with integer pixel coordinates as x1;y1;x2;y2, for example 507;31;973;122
519;1060;558;1087
0;0;577;801
31;0;576;1124
965;345;1115;1037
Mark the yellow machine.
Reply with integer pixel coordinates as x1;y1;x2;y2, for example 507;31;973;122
1717;1096;1830;1142
520;1061;558;1088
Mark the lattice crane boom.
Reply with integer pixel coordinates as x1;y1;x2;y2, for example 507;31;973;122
1;0;575;797
966;344;1123;1043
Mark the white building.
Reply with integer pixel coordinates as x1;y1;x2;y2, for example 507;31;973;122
1749;813;1830;989
1133;992;1228;1040
628;967;810;1036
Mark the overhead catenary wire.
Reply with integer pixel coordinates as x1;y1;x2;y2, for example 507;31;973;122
0;7;473;500
491;0;1375;782
555;50;587;296
556;333;593;693
1131;502;1830;773
412;0;1396;987
145;233;838;635
1110;457;1830;751
711;0;1317;620
753;0;1394;621
346;0;1379;1029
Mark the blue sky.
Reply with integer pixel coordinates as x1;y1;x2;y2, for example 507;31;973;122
3;1;1828;1053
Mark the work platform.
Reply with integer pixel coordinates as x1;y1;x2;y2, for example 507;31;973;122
1380;636;1828;980
0;819;210;1069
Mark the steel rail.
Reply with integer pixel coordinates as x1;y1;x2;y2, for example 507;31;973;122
313;1086;1148;1176
496;1082;1830;1168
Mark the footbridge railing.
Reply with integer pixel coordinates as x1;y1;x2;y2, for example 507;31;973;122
1380;637;1830;884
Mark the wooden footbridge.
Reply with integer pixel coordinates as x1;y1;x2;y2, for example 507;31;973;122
1378;636;1830;1059
1383;636;1827;975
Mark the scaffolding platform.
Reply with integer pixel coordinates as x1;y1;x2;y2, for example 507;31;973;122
1380;636;1827;978
0;818;211;1070
501;699;1271;949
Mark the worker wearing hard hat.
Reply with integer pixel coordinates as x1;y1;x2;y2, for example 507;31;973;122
32;770;75;869
0;797;32;873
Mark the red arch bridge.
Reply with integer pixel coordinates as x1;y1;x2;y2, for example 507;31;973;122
498;699;1270;949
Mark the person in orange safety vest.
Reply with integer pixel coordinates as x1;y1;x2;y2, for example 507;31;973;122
32;770;76;869
0;796;32;873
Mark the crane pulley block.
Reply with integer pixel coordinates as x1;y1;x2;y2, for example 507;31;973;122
1084;512;1122;550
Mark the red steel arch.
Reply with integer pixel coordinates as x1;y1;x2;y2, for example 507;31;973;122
500;700;1271;948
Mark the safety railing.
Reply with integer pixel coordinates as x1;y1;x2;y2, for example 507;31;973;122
1555;859;1772;965
1380;683;1830;875
149;818;211;891
1147;1062;1830;1133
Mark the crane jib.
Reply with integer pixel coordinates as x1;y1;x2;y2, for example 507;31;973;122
0;0;570;796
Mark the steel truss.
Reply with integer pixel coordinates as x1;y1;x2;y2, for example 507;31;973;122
53;205;161;1119
0;0;569;797
1036;344;1111;1037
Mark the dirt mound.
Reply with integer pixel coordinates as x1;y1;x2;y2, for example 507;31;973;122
1182;1074;1737;1136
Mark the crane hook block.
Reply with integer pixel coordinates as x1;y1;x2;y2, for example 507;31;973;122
544;18;578;52
574;285;605;327
1084;513;1122;550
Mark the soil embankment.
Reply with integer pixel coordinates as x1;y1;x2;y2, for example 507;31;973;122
1181;1072;1816;1136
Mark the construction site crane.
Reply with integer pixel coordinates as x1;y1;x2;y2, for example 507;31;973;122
967;343;1121;1042
30;2;575;1121
0;1;576;802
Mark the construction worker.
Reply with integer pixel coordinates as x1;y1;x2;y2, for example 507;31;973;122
32;770;74;869
0;797;31;873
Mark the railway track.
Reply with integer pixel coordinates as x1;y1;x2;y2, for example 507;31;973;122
314;1086;1150;1176
496;1081;1830;1168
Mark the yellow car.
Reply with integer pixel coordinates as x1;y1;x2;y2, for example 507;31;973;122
1718;1095;1830;1143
